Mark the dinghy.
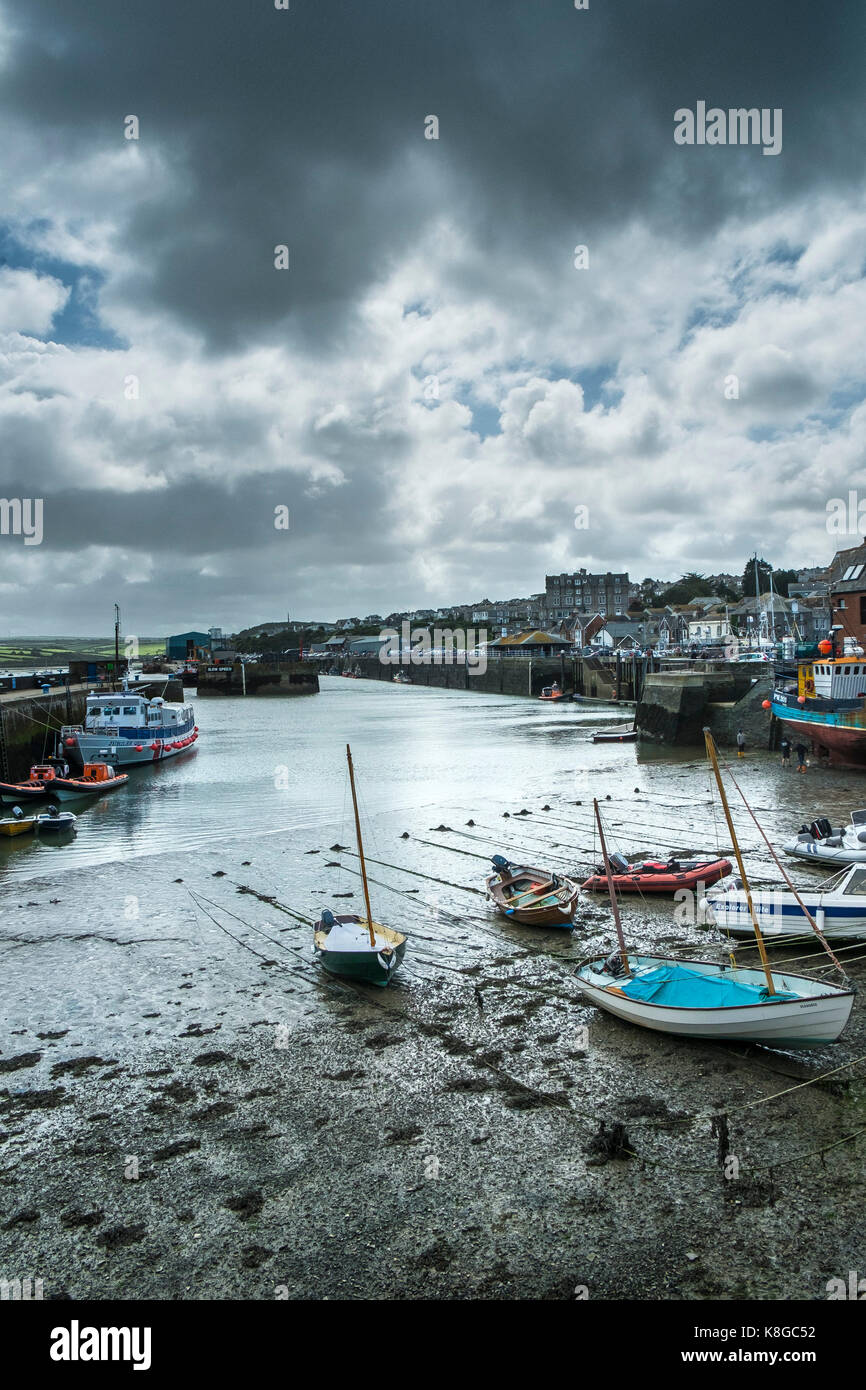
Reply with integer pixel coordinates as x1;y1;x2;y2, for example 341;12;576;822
582;854;732;895
573;733;855;1047
783;811;866;866
313;744;406;986
0;766;53;804
703;863;866;941
43;760;129;800
591;729;637;743
0;806;37;837
574;953;854;1046
538;683;566;701
486;855;579;927
35;807;77;833
314;911;407;984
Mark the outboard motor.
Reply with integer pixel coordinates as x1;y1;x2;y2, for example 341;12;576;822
608;852;630;875
491;854;511;876
811;817;833;840
47;805;60;819
12;805;24;820
603;951;625;976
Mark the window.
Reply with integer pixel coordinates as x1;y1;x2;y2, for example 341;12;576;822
843;868;866;895
861;596;866;625
123;706;136;715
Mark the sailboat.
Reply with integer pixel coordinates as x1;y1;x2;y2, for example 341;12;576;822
313;744;407;986
573;729;855;1047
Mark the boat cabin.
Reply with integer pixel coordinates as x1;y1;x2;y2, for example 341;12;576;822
811;658;866;701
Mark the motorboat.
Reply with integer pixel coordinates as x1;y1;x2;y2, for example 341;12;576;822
582;854;732;895
783;811;866;866
703;863;866;941
0;806;38;837
35;807;77;834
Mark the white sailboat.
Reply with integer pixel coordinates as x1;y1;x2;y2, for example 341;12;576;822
574;730;856;1047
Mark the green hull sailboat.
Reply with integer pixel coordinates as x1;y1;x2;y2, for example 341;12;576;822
313;744;407;987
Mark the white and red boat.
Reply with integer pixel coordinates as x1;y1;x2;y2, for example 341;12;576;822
59;680;198;769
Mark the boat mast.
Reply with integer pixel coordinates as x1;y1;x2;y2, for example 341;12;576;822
703;728;775;994
346;744;376;948
593;798;630;975
114;603;121;686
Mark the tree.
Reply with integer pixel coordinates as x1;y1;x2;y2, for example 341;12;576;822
659;572;715;605
741;557;773;597
771;568;798;597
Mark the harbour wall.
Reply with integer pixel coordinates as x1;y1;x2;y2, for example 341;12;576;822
0;687;88;781
195;661;319;697
336;654;650;701
635;669;774;748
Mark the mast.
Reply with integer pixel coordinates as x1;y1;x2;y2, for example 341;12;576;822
114;603;121;687
346;744;376;947
593;798;630;975
703;728;775;994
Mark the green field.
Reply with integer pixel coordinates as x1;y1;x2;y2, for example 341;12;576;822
0;637;165;665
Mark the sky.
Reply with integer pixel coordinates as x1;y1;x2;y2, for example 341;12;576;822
1;0;865;636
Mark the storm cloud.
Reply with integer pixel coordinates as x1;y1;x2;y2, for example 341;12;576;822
1;0;865;633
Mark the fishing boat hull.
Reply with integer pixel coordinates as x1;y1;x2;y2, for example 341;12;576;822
574;954;855;1046
487;861;579;927
582;858;732;894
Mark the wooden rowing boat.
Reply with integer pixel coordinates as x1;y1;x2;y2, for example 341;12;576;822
486;855;579;927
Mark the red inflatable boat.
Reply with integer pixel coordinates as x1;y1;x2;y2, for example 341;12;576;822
582;855;732;894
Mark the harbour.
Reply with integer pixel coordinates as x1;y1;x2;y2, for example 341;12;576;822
2;678;865;1299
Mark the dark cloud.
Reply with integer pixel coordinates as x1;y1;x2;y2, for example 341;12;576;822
4;1;865;349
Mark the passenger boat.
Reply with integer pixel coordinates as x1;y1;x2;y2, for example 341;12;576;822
538;682;566;701
42;759;129;800
313;745;407;986
392;670;412;684
58;679;197;769
783;811;866;866
771;637;866;767
573;734;855;1046
703;863;866;941
35;807;77;833
0;765;54;804
486;855;579;927
582;854;732;894
0;807;37;836
592;728;637;743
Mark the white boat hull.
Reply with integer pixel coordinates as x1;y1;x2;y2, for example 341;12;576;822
704;884;866;940
61;731;197;769
574;955;854;1046
784;838;866;866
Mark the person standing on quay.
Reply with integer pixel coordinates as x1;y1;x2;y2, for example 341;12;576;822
795;742;808;773
736;729;746;758
780;736;791;768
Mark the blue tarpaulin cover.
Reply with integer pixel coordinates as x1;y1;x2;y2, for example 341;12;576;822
618;964;798;1009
